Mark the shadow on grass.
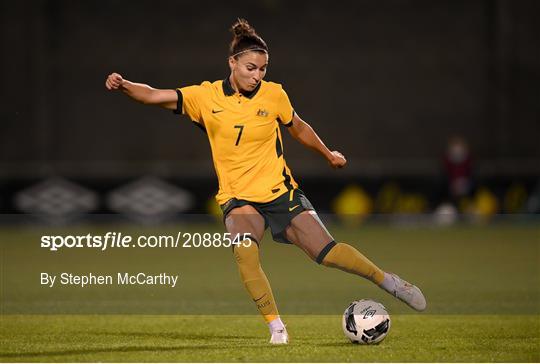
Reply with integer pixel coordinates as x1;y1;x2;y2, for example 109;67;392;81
0;343;267;359
0;331;266;359
85;330;261;341
311;342;352;347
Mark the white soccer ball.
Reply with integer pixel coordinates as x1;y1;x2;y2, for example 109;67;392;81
342;299;391;344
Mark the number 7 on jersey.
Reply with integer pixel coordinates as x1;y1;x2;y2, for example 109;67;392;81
234;125;244;146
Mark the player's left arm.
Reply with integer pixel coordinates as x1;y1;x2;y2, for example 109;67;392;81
286;113;346;169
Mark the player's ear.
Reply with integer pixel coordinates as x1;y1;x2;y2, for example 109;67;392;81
228;57;236;71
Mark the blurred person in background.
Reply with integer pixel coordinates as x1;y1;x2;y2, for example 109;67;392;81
443;136;474;208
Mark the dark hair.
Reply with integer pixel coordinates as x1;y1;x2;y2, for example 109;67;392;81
229;18;268;58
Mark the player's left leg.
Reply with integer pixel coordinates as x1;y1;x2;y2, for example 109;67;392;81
284;211;427;311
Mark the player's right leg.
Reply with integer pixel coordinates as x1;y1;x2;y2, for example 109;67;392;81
225;204;288;344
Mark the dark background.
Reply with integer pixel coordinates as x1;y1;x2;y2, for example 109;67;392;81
2;0;539;213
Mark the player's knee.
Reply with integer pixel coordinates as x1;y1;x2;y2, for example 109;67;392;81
233;238;260;266
316;240;338;265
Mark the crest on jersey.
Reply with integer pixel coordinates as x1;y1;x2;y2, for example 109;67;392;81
256;108;269;117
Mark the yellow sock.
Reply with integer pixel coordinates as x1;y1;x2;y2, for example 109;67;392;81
233;240;279;323
319;242;385;284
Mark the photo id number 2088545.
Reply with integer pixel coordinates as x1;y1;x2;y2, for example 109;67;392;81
181;232;253;248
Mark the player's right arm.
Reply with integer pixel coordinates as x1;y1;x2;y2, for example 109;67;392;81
105;72;177;110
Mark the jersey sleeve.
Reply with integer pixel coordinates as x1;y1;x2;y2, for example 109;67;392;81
276;88;295;126
174;84;207;123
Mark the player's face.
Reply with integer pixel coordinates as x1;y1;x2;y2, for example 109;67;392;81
229;51;268;92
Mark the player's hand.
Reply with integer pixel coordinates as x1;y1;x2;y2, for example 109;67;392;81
105;73;125;90
328;151;347;169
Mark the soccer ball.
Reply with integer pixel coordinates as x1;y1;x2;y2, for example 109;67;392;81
342;299;391;344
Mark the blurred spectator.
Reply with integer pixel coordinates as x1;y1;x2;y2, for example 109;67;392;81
443;136;474;207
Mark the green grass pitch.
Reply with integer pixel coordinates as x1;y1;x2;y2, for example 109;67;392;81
1;314;538;362
1;222;539;362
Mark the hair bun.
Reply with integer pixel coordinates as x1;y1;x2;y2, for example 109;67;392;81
228;18;268;57
231;18;256;38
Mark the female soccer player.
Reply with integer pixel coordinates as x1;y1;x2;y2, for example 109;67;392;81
105;18;426;344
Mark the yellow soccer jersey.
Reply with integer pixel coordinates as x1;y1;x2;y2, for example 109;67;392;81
175;77;298;205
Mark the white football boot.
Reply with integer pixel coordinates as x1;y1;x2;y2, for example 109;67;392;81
387;273;427;311
269;326;289;344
